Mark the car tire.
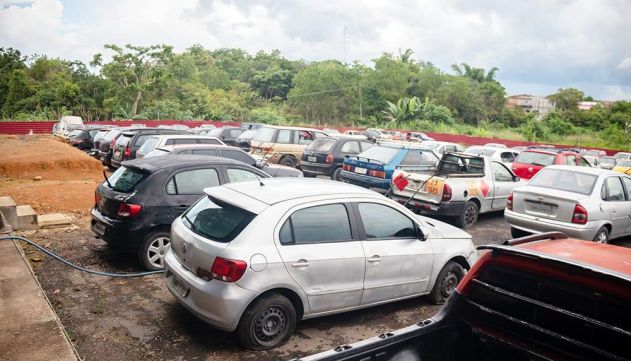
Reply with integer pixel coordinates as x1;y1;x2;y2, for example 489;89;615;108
331;167;342;181
455;201;479;229
510;227;531;239
236;293;297;350
429;261;465;305
279;156;296;168
593;226;609;244
138;231;171;271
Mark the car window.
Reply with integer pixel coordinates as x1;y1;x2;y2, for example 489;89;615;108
622;177;631;200
276;129;291;144
229;129;243;138
491;162;514;182
166;168;220;195
138;136;159;154
564;155;577;165
602;177;625;201
515;151;555;166
191;149;219;156
500;152;515;163
360;142;374;151
253;127;276;142
105;166;147;193
340;141;360;154
171;138;197;145
133;134;152;147
579;157;591;167
220;149;254;165
307;138;336;152
182;196;254;243
298;131;314;145
199;138;222;144
279;204;352;245
226;168;261;183
530;168;597;195
357;203;417;239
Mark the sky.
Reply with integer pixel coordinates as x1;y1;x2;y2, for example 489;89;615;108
1;0;630;100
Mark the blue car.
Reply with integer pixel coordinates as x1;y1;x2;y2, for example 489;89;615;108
340;144;439;192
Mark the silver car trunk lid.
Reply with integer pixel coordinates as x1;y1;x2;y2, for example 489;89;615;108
512;186;589;223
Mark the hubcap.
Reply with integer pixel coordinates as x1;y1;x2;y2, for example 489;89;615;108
597;231;608;243
464;205;477;227
443;271;458;296
147;236;170;268
254;306;287;346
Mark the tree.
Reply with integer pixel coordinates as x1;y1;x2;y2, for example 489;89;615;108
91;44;173;117
0;48;27;116
548;88;584;111
451;63;498;83
382;97;422;123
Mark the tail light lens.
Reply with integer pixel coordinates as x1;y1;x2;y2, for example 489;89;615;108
507;193;513;211
117;203;142;218
368;169;386;178
124;144;131;159
343;164;354;171
94;191;100;206
325;154;334;164
572;204;588;224
441;183;452;201
210;257;247;282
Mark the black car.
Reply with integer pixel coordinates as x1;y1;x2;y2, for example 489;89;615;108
300;137;374;180
68;126;113;151
235;128;258;151
200;126;244;146
99;128;131;168
110;128;190;169
91;155;271;270
146;144;303;177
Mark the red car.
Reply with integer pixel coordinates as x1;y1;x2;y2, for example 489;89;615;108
511;147;591;180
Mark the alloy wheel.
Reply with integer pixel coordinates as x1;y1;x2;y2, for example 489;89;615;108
147;236;170;269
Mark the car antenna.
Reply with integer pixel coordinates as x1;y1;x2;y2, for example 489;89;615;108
102;170;113;188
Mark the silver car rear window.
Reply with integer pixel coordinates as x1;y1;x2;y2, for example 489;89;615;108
529;168;598;195
182;197;255;243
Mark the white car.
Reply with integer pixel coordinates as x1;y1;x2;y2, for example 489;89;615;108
465;146;520;167
419;141;465;157
342;130;368;140
484;143;507;148
164;179;477;350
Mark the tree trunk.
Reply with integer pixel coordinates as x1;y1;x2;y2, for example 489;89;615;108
131;91;142;117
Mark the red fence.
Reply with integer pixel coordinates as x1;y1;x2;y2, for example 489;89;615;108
0;120;620;155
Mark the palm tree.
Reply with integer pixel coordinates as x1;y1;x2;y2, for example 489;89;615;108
451;63;499;83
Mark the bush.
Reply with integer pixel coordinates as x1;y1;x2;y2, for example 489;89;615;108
248;107;288;125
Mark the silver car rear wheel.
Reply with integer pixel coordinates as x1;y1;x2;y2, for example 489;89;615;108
594;227;609;244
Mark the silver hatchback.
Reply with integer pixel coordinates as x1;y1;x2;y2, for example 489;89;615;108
164;179;477;350
505;165;631;243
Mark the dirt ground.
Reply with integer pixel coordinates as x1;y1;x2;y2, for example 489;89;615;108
0;135;103;214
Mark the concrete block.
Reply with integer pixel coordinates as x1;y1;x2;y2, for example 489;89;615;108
0;196;17;229
37;213;72;228
16;205;38;231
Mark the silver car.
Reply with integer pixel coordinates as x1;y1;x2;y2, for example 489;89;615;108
164;179;477;350
505;165;631;243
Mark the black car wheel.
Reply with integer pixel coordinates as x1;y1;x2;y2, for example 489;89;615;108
237;293;297;350
279;156;296;168
331;167;342;181
429;261;465;304
139;231;170;270
593;226;609;244
455;201;479;229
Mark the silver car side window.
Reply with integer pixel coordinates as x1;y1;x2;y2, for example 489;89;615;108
622;177;631;200
357;203;417;240
603;177;626;202
280;204;352;245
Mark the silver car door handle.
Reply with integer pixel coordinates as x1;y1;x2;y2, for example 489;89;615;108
291;260;310;267
367;256;381;263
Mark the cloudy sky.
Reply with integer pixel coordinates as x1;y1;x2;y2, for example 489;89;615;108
1;0;630;100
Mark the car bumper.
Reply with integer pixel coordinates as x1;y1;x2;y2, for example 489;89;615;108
390;195;466;216
163;250;256;331
300;161;336;176
504;209;599;241
339;170;390;191
90;207;145;249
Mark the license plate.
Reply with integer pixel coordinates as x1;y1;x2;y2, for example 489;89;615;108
407;180;421;191
354;167;367;175
424;178;445;195
529;203;553;214
308;156;317;162
92;221;106;236
171;276;189;297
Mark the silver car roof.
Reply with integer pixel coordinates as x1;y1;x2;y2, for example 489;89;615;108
543;165;625;176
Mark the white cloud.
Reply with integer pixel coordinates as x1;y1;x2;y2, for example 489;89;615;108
0;0;630;100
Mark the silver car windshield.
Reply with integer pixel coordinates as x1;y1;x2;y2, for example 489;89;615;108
529;168;598;195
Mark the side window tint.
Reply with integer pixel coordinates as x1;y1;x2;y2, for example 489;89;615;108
298;131;314;145
191;149;218;156
358;203;417;239
500;152;514;162
199;138;221;144
285;204;352;244
230;129;243;138
165;139;175;145
340;141;360;154
277;130;291;144
222;150;254;165
604;177;625;201
174;138;197;145
622;177;631;200
279;219;293;244
227;168;261;183
400;151;422;165
492;162;514;182
579;157;591;167
360;142;374;151
565;155;576;165
167;168;220;195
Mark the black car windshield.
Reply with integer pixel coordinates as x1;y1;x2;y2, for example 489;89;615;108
515;151;556;166
307;138;336;152
182;196;255;243
356;146;399;164
105;166;147;192
529;168;598;195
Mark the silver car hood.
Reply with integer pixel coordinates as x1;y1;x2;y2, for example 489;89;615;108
416;215;472;239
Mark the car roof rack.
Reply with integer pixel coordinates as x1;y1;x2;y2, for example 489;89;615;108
501;231;568;246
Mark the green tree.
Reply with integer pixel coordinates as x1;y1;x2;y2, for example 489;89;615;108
548;88;584;111
451;63;499;83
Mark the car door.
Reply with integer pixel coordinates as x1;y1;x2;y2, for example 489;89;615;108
275;202;365;314
354;202;433;305
621;177;631;235
164;167;223;219
490;161;518;209
600;176;630;238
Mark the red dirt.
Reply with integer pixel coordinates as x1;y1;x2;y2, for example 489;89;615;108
0;135;103;213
